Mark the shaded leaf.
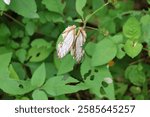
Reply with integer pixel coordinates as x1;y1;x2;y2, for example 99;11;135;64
32;89;48;100
31;63;46;87
125;65;146;86
58;54;75;75
76;0;87;18
0;53;12;78
9;0;39;18
42;0;65;15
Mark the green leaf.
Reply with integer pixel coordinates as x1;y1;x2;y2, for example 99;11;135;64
42;0;65;15
136;94;144;100
32;89;48;100
92;0;106;13
129;86;141;94
123;17;141;40
10;25;24;38
58;54;75;75
45;63;57;78
42;76;86;96
0;79;35;95
9;64;19;80
27;39;53;62
125;65;146;86
0;23;10;36
12;62;26;80
25;21;36;36
10;40;19;49
76;0;87;18
92;38;117;66
0;53;12;78
31;39;52;49
44;12;64;23
21;37;30;49
100;16;116;34
140;15;150;43
0;24;11;44
0;47;12;55
27;47;50;62
31;63;46;87
0;0;6;10
20;97;30;100
80;55;91;77
15;49;27;63
85;42;96;56
53;52;61;70
116;44;125;59
124;40;143;58
9;0;39;18
147;0;150;4
115;83;128;99
83;66;115;99
111;33;124;44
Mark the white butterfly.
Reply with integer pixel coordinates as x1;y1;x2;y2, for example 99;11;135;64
57;25;86;62
57;25;76;58
71;27;86;62
3;0;11;5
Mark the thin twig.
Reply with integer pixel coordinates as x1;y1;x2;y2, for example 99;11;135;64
143;48;150;52
129;58;145;65
3;12;24;27
85;26;99;31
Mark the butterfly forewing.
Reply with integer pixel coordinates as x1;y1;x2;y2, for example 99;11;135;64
3;0;11;5
74;28;86;62
57;25;76;58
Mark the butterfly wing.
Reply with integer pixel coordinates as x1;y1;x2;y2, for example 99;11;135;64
3;0;11;5
73;28;86;62
57;25;76;58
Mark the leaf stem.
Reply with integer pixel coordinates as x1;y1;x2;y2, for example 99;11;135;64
85;2;110;23
143;48;150;52
3;12;24;27
129;58;144;65
85;26;99;31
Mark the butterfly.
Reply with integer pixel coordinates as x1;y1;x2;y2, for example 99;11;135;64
57;25;86;63
3;0;11;5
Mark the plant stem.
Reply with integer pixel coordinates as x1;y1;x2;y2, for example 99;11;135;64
129;58;144;65
3;12;24;27
143;48;150;52
85;26;99;31
112;10;148;20
85;2;110;23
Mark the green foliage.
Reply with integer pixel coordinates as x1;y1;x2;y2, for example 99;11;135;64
0;0;150;100
124;40;143;58
9;0;39;18
123;17;141;40
147;0;150;4
0;53;12;78
31;63;46;87
125;64;146;86
42;0;65;15
42;75;85;97
76;0;87;19
32;89;48;100
58;54;76;75
92;38;117;66
27;39;53;62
